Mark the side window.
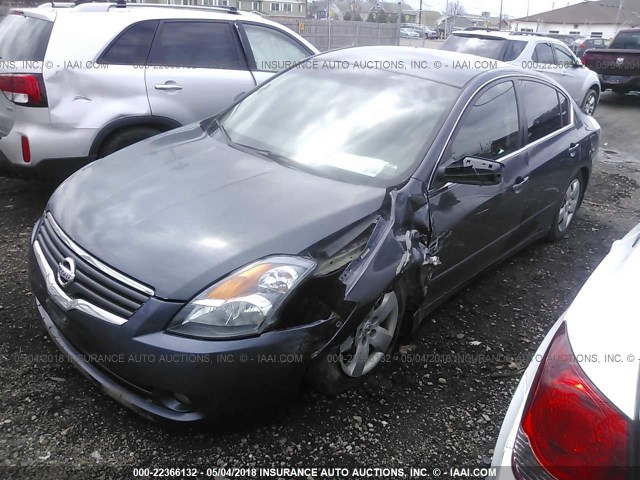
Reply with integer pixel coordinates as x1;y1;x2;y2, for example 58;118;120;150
99;20;158;65
519;81;563;143
532;43;555;64
554;45;575;67
242;23;310;72
147;21;243;69
558;91;571;126
503;40;527;61
449;81;520;164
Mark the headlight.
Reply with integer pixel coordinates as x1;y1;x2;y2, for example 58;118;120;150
166;256;315;339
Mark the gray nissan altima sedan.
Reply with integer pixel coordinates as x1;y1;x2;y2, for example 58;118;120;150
29;46;600;423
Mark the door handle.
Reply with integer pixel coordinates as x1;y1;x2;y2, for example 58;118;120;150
154;84;183;91
512;176;530;193
568;142;580;158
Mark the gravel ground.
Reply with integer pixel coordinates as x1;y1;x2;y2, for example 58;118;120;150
1;92;640;480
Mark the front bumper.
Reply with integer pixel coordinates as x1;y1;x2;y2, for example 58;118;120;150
28;245;340;423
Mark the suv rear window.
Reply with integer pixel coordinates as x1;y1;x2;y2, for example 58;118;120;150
442;35;505;60
611;31;640;49
0;14;53;61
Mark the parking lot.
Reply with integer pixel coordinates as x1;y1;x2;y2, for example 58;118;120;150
1;91;639;478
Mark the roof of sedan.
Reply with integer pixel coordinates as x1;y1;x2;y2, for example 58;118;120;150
318;46;517;88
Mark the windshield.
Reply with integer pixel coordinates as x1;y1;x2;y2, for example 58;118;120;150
218;63;459;187
442;35;505;60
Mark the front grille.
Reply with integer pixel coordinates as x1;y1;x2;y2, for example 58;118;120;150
36;213;152;319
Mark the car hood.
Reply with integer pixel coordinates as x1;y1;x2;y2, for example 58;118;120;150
565;222;640;419
48;124;386;300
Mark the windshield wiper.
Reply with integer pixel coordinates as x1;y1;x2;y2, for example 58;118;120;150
229;142;295;168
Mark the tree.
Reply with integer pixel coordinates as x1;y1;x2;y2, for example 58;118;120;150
445;0;465;16
366;13;376;22
343;11;353;20
354;12;363;21
376;11;389;23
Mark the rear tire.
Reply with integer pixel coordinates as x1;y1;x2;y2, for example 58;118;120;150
581;88;598;115
547;173;584;241
98;126;162;158
307;288;405;395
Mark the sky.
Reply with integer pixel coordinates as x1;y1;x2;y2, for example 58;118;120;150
408;0;585;19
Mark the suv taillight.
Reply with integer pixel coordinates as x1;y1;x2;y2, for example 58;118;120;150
0;74;47;107
513;324;630;480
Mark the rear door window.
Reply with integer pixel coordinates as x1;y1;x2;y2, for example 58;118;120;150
519;80;563;143
99;20;158;65
503;40;527;61
0;14;53;61
147;21;244;70
532;43;555;64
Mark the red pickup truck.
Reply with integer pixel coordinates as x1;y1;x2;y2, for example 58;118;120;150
582;28;640;95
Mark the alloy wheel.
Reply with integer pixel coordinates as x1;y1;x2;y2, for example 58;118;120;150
339;291;399;378
583;92;597;115
557;179;581;233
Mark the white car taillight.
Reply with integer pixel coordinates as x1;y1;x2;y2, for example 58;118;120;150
513;324;630;480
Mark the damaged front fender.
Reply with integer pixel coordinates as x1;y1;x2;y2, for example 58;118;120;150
310;186;441;357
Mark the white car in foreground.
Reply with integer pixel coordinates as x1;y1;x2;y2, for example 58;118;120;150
491;222;640;480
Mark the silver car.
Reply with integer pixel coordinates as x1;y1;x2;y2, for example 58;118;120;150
442;30;601;116
0;3;317;179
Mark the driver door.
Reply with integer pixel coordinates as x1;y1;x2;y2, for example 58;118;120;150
426;80;529;302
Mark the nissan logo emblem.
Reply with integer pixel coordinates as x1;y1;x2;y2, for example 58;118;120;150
57;257;76;287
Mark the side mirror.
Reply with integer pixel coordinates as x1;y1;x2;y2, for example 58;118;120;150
443;157;504;186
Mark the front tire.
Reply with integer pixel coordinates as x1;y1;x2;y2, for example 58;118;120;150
548;174;584;241
581;88;598;115
307;289;404;395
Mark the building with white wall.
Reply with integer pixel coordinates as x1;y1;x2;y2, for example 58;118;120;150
512;0;640;39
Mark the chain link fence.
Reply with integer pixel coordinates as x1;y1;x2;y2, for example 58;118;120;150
269;18;400;51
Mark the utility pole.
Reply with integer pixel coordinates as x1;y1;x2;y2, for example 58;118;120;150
418;0;422;24
499;0;503;30
397;1;402;45
615;0;624;29
444;0;448;37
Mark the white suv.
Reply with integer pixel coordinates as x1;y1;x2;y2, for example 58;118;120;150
0;3;318;179
442;30;601;116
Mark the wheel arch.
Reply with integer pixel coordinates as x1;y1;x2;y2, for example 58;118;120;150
89;116;182;159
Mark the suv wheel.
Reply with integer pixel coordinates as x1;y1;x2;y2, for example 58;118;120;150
98;126;162;158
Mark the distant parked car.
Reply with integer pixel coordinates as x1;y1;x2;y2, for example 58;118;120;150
442;31;602;115
575;37;610;59
424;28;439;39
490;222;640;479
0;2;317;180
400;28;420;39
